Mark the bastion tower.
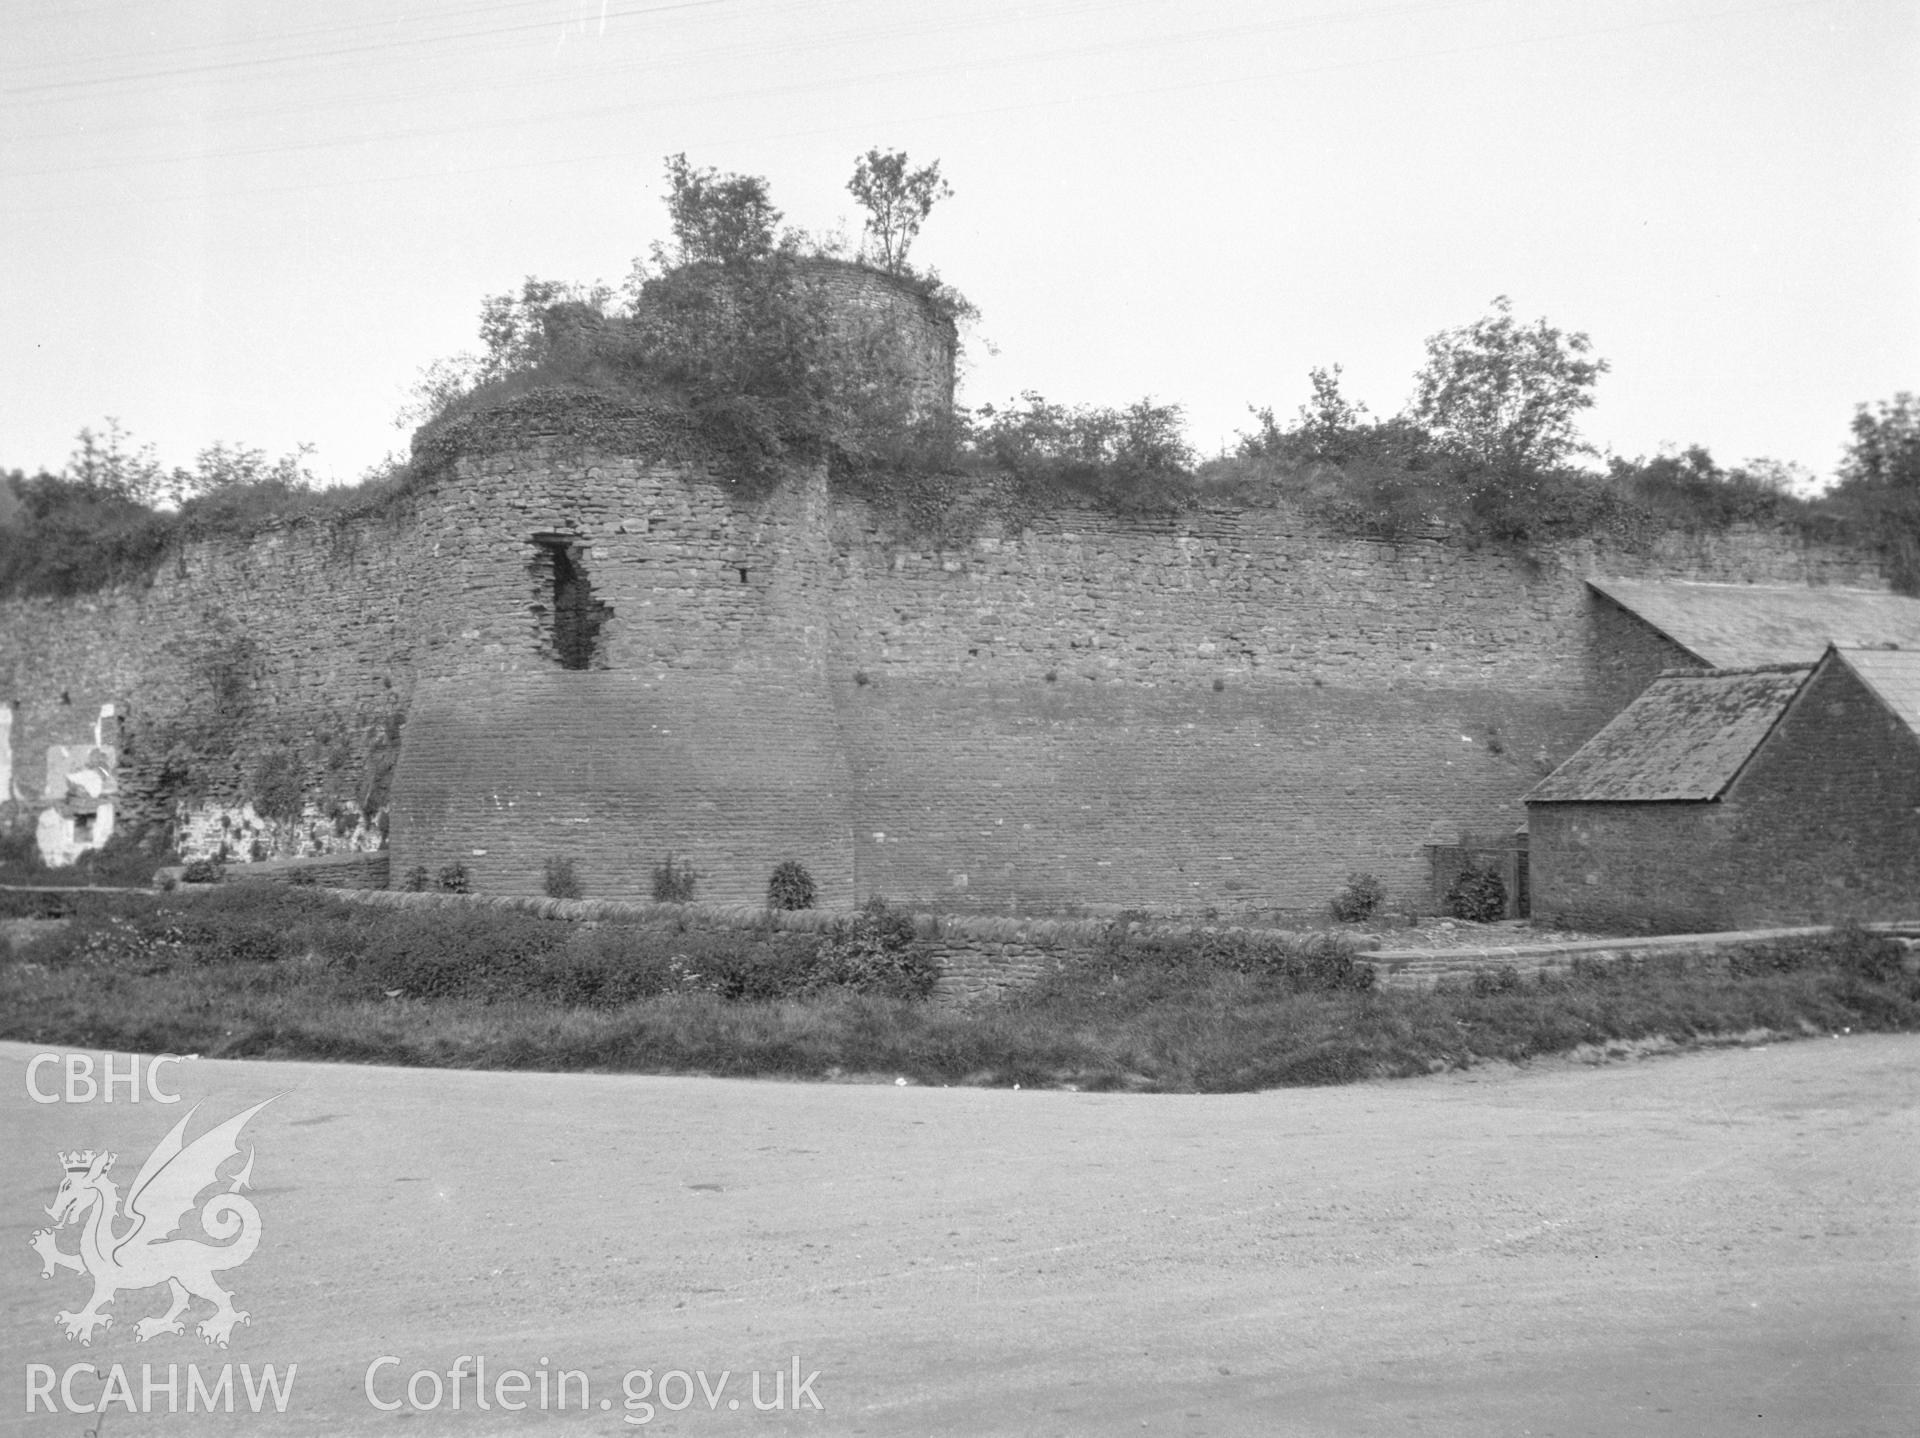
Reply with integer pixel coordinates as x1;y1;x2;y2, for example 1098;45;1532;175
384;260;958;906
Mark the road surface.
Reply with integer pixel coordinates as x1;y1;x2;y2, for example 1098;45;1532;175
4;1035;1916;1435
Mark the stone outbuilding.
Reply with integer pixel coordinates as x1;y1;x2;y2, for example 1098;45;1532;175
1526;646;1920;931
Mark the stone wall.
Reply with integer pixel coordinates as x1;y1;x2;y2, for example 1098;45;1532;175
790;258;958;412
389;671;859;906
816;502;1875;912
0;391;1890;911
0;501;420;858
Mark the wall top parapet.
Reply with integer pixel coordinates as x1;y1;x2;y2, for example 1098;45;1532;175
410;389;699;470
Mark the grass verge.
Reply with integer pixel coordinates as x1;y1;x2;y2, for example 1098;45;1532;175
3;890;1914;1093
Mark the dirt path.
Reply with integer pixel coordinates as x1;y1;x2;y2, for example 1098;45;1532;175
4;1036;1916;1436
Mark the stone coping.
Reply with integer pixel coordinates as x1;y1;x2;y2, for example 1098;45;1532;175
10;885;1913;975
1369;921;1920;966
0;883;156;895
338;889;1246;946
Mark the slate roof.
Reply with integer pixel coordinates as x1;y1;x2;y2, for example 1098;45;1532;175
1526;666;1811;803
1836;646;1920;740
1590;578;1920;669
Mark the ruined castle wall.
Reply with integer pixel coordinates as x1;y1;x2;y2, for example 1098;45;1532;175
0;507;421;854
399;399;836;679
382;396;854;903
390;670;860;905
791;258;958;411
817;505;1880;912
0;391;1888;910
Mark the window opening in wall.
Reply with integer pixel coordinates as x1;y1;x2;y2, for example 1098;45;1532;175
737;566;749;584
532;535;612;670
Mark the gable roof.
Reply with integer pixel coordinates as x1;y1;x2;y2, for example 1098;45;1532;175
1526;666;1811;803
1589;578;1920;669
1834;646;1920;740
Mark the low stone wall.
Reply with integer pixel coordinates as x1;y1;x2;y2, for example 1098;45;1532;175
1367;923;1920;990
342;891;1114;1001
336;890;1920;1001
162;852;393;890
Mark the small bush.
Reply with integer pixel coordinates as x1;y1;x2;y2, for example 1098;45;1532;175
181;857;224;885
1329;871;1386;923
0;827;44;881
651;853;697;903
1446;864;1507;922
814;897;938;999
544;856;582;900
249;749;306;826
352;905;558;1000
682;934;830;1002
400;865;430;892
1064;921;1375;996
1238;930;1376;993
768;860;817;911
1469;964;1523;996
1728;921;1908;984
0;826;175;889
437;861;471;894
0;887;82;919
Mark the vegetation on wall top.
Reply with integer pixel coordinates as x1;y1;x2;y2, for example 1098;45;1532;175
402;148;976;495
0;425;415;599
4;142;1916;595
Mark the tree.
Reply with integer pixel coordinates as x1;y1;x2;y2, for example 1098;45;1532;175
475;277;611;381
1837;393;1920;495
1408;297;1608;473
660;153;782;267
1294;364;1373;462
1831;393;1920;592
66;419;165;505
847;149;951;273
399;276;610;428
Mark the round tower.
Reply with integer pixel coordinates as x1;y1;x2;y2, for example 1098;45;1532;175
789;257;959;413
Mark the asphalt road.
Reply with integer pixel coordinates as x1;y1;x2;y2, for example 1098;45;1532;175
4;1035;1916;1437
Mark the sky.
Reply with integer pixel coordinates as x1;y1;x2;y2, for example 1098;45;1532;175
3;0;1916;490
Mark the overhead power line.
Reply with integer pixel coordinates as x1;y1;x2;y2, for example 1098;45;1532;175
1;0;736;93
1;0;1848;209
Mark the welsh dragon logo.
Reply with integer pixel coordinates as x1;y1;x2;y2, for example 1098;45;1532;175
29;1097;276;1348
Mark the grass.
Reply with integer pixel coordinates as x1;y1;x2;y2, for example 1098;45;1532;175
3;889;1914;1093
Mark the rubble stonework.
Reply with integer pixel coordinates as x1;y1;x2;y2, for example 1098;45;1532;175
789;257;959;412
0;391;1889;908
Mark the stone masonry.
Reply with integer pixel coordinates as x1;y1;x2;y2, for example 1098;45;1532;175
0;391;1889;911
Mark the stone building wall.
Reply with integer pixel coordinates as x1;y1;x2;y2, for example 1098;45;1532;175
1530;656;1920;929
